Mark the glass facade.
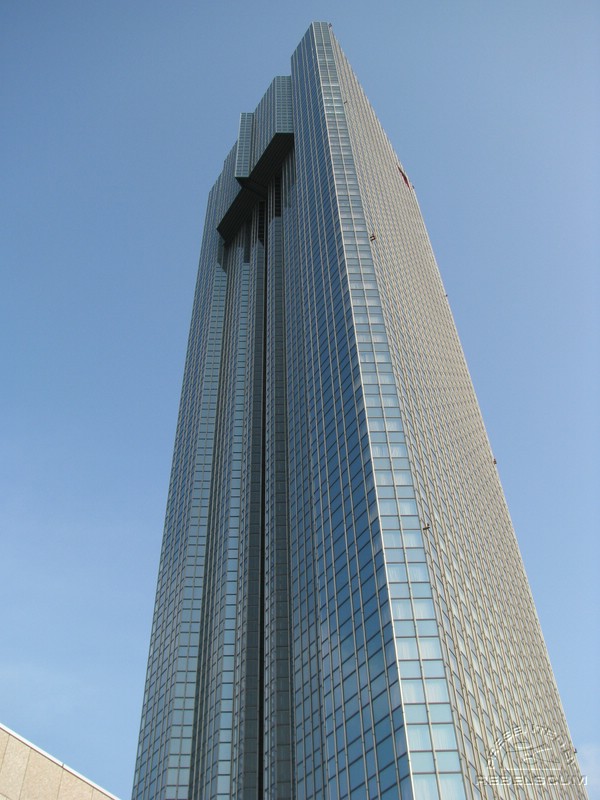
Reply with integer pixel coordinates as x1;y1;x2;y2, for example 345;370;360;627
132;23;586;800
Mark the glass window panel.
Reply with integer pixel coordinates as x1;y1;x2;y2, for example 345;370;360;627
392;600;412;619
390;583;409;599
411;583;432;598
348;756;365;790
372;690;390;722
406;548;426;563
394;620;415;636
422;661;445;678
408;564;429;582
436;751;461;771
404;704;427;723
411;751;434;772
388;564;407;582
383;423;403;438
372;444;389;457
400;515;420;529
407;724;431;751
438;773;466;800
416;620;438;637
399;500;418;515
425;679;449;703
429;704;453;723
403;531;423;547
412;774;439;800
376;470;394;485
400;777;413;800
401;679;424;703
413;599;435;619
398;660;420;678
385;548;405;562
431;724;457;750
419;639;442;659
376;735;395;769
389;582;410;598
395;638;418;659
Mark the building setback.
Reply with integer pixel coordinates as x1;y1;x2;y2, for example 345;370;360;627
132;22;586;800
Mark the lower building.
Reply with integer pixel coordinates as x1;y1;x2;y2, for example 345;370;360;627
0;722;118;800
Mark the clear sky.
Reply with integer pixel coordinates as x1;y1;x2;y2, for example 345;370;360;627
1;2;598;798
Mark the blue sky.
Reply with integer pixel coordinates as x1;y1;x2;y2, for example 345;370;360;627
1;1;598;798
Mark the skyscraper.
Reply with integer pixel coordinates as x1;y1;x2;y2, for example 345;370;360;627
132;22;586;800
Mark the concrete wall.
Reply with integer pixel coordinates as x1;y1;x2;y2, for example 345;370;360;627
0;723;118;800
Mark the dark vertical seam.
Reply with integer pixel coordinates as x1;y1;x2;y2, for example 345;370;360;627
258;201;268;800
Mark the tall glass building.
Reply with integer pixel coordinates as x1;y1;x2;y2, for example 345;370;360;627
132;22;586;800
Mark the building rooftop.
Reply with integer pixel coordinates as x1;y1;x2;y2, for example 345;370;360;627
0;722;119;800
